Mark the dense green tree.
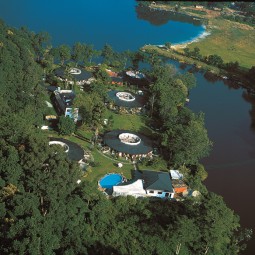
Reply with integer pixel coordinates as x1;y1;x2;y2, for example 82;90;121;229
32;31;51;61
101;44;114;64
224;61;240;72
58;115;76;135
164;112;212;166
183;47;191;57
191;46;202;60
247;66;255;86
94;65;111;83
74;92;106;129
55;44;71;65
85;44;95;64
176;71;197;90
207;54;224;67
72;42;84;65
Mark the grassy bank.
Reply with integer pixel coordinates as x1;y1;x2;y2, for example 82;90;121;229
187;18;255;69
142;45;221;75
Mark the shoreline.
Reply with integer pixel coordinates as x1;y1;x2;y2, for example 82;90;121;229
171;28;211;50
152;25;210;50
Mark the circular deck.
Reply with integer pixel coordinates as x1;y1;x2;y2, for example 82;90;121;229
107;90;145;108
54;67;93;81
49;137;84;161
49;141;69;152
103;130;153;155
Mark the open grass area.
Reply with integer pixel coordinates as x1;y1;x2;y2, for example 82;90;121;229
187;18;255;69
186;9;207;16
45;130;134;183
68;135;134;182
104;109;156;138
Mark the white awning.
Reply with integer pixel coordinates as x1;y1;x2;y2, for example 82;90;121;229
112;179;146;197
170;170;183;180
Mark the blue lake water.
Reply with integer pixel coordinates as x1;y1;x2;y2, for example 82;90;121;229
0;0;204;51
1;1;255;254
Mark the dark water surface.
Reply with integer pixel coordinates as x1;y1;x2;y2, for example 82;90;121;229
189;70;255;254
1;0;255;253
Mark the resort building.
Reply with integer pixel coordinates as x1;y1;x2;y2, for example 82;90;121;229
112;170;175;199
54;67;95;85
105;69;124;85
52;88;79;121
102;130;153;160
49;137;90;171
124;70;149;88
111;76;124;85
125;70;146;79
107;90;145;114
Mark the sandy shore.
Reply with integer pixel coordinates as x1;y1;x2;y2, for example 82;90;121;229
171;28;211;50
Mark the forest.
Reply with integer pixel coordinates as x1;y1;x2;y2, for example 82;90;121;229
0;20;252;254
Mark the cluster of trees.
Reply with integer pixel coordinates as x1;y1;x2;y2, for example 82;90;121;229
72;68;109;130
50;43;99;66
147;63;212;171
0;20;49;140
183;47;241;72
182;47;255;89
1;132;250;254
46;42;150;72
224;14;255;26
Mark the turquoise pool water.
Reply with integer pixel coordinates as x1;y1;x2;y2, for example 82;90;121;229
99;174;123;189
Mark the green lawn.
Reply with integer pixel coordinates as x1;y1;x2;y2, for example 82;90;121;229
185;18;255;69
104;109;156;137
64;134;134;183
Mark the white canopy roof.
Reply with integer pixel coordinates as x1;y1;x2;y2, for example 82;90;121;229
112;179;146;197
170;170;183;180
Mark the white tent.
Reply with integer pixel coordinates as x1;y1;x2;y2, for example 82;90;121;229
112;179;146;198
170;170;183;180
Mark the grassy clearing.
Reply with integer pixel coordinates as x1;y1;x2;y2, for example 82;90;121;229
68;135;134;182
186;9;207;16
104;109;155;137
187;18;255;69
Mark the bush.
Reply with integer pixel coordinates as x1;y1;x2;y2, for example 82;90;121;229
58;116;76;135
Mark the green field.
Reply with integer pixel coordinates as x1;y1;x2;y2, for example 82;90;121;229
104;109;156;137
187;18;255;69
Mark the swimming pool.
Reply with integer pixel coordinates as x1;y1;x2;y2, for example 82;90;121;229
99;174;123;189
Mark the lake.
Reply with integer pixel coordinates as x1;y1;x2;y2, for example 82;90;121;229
0;0;254;253
0;0;204;50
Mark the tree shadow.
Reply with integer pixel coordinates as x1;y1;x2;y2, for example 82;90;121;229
87;242;120;255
